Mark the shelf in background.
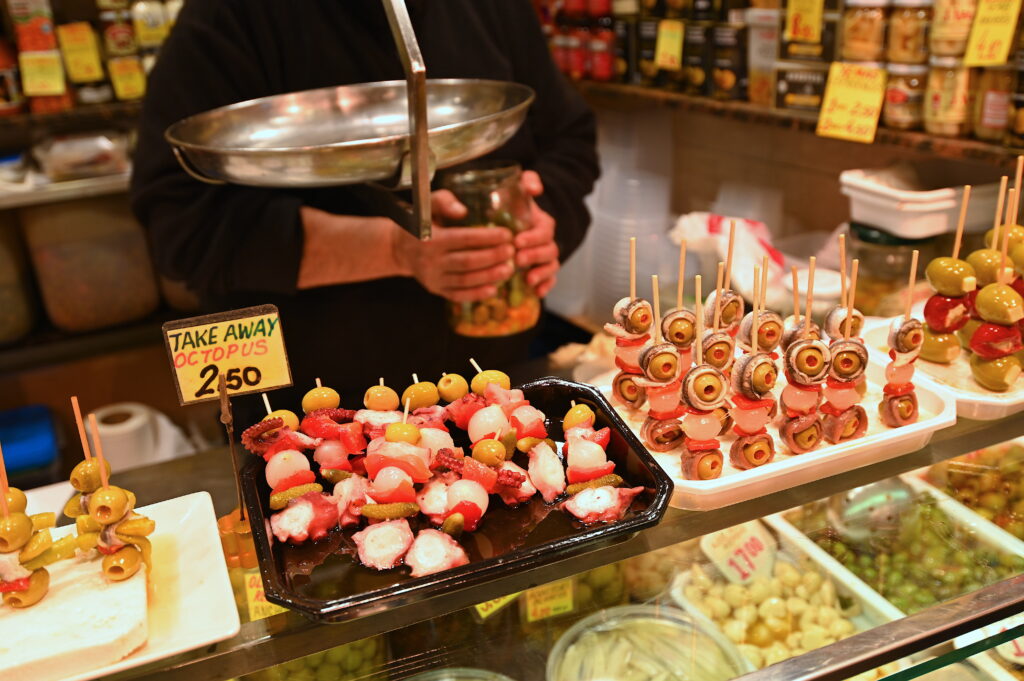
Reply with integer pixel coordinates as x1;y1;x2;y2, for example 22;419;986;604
0;172;130;210
577;81;1019;168
0;101;142;149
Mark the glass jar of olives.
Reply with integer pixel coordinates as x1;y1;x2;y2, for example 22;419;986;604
925;56;976;137
439;161;542;338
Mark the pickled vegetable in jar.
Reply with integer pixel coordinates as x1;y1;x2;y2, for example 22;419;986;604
973;66;1014;142
931;0;976;56
842;0;888;62
440;162;542;338
888;0;931;64
925;56;976;137
884;62;928;129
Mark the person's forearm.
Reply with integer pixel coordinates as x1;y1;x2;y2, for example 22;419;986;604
297;206;412;289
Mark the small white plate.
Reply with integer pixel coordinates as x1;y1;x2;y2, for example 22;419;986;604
6;492;240;681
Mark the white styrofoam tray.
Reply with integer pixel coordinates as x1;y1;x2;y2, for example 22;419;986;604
864;316;1024;421
593;359;957;511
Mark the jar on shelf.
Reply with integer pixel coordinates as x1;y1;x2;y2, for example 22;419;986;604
887;0;931;64
972;65;1014;142
841;0;889;62
439;161;542;338
925;56;976;137
849;222;937;316
884;62;928;129
930;0;976;56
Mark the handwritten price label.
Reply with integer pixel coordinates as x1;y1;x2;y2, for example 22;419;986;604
953;614;1024;664
162;304;293;406
244;569;287;621
57;23;104;83
654;19;684;71
816;62;887;144
474;592;521;621
964;0;1022;65
524;579;574;623
785;0;825;44
108;56;146;100
19;51;66;96
699;520;778;584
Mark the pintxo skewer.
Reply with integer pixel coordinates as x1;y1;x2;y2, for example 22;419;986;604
704;221;745;337
638;275;686;452
702;262;738;376
881;250;925;427
606;237;654;411
660;240;698;370
739;255;784;357
821;260;870;444
782;266;822;352
824;233;865;343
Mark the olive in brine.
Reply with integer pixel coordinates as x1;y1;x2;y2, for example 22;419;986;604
974;283;1024;324
3;568;49;608
4;488;26;515
0;513;32;553
920;327;960;363
984;224;1024;251
69;459;112;493
966;249;1010;287
661;308;696;350
926;257;977;296
970;354;1023;392
88;486;131;525
103;546;143;581
640;343;680;382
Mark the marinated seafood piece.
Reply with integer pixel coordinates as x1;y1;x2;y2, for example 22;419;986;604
680;364;729;480
444;479;490;532
640;417;685;452
352;519;414;570
405;529;470;577
528;441;567;503
701;329;736;373
444;393;487;431
610;371;647;410
416;477;450;524
605;297;655;374
241;419;319;460
738;310;784;355
661;307;697;368
333;474;369;528
497;461;537;506
823;305;865;342
408;405;448;431
354;409;403;440
780;413;824;454
563;486;643;523
780;315;821;352
270;491;339;545
704;289;744;336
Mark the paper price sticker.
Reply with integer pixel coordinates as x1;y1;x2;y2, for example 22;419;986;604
699;520;778;584
163;304;293;406
19;51;66;96
57;23;104;83
654;19;684;71
244;569;287;621
953;614;1024;664
785;0;825;44
964;0;1023;66
474;592;521;621
816;61;887;144
108;56;146;100
524;579;574;623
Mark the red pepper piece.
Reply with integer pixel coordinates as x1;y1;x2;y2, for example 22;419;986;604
369;478;417;504
0;577;31;593
969;322;1023;360
461;457;499;493
447;500;484;532
567;460;617;484
364;453;432;483
510;410;548;439
271;469;317;495
924;294;971;333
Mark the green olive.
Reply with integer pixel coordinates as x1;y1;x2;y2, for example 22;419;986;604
920;328;961;363
970;353;1023;392
437;373;470;402
564;404;596;430
1012;242;1024;276
363;385;400;411
694;372;724;403
695;451;723;480
648;351;679;381
4;488;26;515
752;363;777;392
3;568;49;608
705;341;732;369
841;411;863;438
103;545;143;582
742;441;773;466
667;318;694;346
984;224;1024;251
302;386;341;414
401;381;440;411
926;257;978;296
796;347;825;374
263;409;299;432
966;249;1010;287
794;422;822;450
833;349;863;378
76;513;101;535
975;283;1024;324
472;439;506;466
0;513;33;552
758;321;782;351
19;529;51;563
471;369;511;395
957;318;984;349
88;486;131;525
69;459;112;494
627;304;653;334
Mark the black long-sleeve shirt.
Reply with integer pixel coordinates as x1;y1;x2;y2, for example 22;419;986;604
131;0;598;409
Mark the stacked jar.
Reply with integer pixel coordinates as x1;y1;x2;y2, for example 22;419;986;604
840;0;889;123
883;0;930;130
921;0;978;138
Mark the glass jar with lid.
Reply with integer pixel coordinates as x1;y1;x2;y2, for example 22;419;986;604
888;0;931;63
849;222;937;316
842;0;889;62
925;55;976;136
973;65;1014;142
884;62;929;129
931;0;976;56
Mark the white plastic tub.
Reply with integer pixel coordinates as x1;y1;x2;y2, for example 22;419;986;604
840;162;1003;239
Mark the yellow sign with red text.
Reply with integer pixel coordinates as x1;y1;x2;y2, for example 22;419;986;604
964;0;1023;66
524;579;574;623
785;0;825;44
699;520;778;585
57;23;104;83
654;19;684;71
19;51;66;96
816;62;888;144
244;569;287;621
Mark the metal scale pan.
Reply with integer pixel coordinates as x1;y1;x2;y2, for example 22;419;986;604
164;0;534;239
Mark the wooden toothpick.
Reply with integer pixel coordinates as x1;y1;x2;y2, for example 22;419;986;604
1002;192;1015;284
752;265;761;354
839;233;848;306
677;240;687;310
71;395;92;461
791;266;800;318
88;413;109;489
629;236;637;301
713;262;725;332
261;393;272;416
0;442;8;517
845;260;860;340
805;257;816;339
315;377;322;388
412;373;419;384
1013;155;1023;227
905;250;919;322
379;377;385;386
652;275;662;343
402;399;410;424
953;185;972;260
994;176;1009;239
724;220;736;291
695;275;704;364
218;374;245;521
469;358;483;374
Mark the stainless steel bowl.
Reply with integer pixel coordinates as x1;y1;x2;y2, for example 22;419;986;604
165;79;535;188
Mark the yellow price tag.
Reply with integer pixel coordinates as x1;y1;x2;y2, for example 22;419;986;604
784;0;825;44
474;592;521;621
243;568;287;621
108;56;146;100
699;520;778;585
524;579;574;623
653;19;684;71
19;51;66;96
57;23;104;83
816;62;887;144
162;304;294;406
964;0;1023;66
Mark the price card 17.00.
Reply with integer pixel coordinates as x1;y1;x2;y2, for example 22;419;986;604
163;304;293;405
699;520;778;585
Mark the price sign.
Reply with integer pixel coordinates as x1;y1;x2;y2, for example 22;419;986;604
654;19;684;71
163;304;293;406
785;0;825;44
953;614;1024;664
964;0;1023;66
816;61;888;144
699;520;778;584
57;23;104;83
19;51;66;96
524;579;574;623
108;56;146;100
243;568;287;621
474;592;521;621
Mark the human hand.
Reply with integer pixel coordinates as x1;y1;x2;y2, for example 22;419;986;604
392;190;515;302
514;170;560;298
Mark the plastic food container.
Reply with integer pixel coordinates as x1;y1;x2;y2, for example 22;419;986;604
20;195;159;332
839;161;1002;239
407;669;517;681
546;605;753;681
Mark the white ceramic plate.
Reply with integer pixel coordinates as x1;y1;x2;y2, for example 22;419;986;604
7;491;240;681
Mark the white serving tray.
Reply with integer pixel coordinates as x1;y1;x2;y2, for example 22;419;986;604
593;359;957;511
864;315;1024;421
1;491;240;681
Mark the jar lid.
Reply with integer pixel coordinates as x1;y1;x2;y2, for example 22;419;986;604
887;62;929;74
843;60;887;68
929;55;963;67
892;0;932;7
851;222;934;246
843;0;889;7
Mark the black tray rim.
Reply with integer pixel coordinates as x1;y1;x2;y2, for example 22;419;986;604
242;376;674;622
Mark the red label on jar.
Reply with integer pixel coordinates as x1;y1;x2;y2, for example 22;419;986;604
567;27;589;79
564;0;587;14
590;36;615;80
588;0;613;16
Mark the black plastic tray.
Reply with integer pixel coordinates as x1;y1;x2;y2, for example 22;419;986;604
241;377;674;623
